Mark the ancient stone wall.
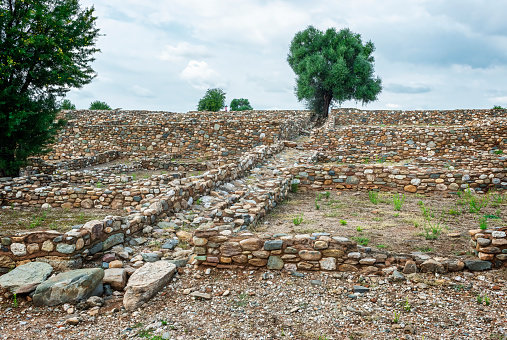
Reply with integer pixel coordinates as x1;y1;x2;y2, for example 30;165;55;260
46;110;311;160
288;164;507;194
190;227;492;273
469;227;507;266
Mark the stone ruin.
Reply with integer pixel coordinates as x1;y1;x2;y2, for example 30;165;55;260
0;108;506;276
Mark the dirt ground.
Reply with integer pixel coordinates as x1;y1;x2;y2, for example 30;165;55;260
255;189;507;257
0;207;127;235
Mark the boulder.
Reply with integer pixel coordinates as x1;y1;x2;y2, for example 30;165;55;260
123;261;176;311
103;268;127;291
464;260;492;271
0;262;53;294
420;259;445;274
33;268;104;306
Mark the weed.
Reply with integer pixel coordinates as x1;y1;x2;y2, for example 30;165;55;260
422;221;442;240
352;236;370;246
315;200;320;210
233;292;250;307
417;246;433;252
377;244;387;249
179;241;189;249
293;213;304;226
468;195;489;213
448;204;461;215
403;298;411;312
96;181;103;189
493;149;504;155
161;320;168;326
484;295;490;306
316;193;322;201
13;293;18;308
324;191;331;199
291;182;299;193
479;217;488;230
356;226;363;232
132;173;137;181
477;294;483;304
393;311;400;323
368;190;379;204
340;219;347;225
419;202;435;221
195;198;203;205
393;193;405;211
393;212;399;217
324;211;341;218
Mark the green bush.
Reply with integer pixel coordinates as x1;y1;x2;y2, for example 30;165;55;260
230;98;253;111
197;88;226;112
89;100;112;110
60;99;76;110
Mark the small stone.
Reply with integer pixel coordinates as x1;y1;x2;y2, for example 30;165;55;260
403;260;418;274
66;317;80;325
189;291;211;300
391;270;406;282
353;285;369;293
264;240;283;251
310;280;323;286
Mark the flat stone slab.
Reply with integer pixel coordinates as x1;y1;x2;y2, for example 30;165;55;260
0;262;53;294
123;261;176;311
33;268;104;306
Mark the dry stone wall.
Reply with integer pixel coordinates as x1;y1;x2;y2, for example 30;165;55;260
47;110;310;160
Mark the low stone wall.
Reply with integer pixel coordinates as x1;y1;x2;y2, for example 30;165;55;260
469;227;507;266
288;164;507;194
191;228;492;273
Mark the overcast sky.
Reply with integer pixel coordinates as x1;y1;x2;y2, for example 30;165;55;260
67;0;507;112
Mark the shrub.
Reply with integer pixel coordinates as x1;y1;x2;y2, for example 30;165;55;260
197;88;226;111
230;98;253;111
89;100;112;110
60;99;76;110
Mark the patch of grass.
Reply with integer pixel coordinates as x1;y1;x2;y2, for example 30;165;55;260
232;292;250;307
293;213;304;226
376;244;388;249
324;211;341;218
393;311;400;323
403;298;411;312
368;190;379;204
291;182;299;193
356;226;363;232
417;246;433;252
351;236;370;246
422;221;443;240
419;202;435;220
339;219;347;225
315;200;320;210
479;217;488;230
392;193;405;211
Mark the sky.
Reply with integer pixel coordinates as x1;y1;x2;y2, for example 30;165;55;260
67;0;507;112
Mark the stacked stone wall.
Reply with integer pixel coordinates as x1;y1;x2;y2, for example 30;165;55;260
330;108;507;126
47;110;310;160
469;227;507;266
288;164;507;194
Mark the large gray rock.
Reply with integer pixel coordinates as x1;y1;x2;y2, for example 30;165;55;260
465;260;492;271
33;268;104;306
0;262;53;294
123;261;176;311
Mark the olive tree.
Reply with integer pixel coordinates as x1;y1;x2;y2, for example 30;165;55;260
287;26;382;122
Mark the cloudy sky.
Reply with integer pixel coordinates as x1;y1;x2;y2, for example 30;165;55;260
67;0;507;112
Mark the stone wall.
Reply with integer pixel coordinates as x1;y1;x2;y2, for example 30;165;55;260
288;164;507;194
330;108;507;126
469;227;507;267
46;110;311;160
191;227;491;273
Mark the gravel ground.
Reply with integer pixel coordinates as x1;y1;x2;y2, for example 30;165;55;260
0;267;505;340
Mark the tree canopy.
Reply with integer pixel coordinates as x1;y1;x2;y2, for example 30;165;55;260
89;100;111;110
60;99;76;110
230;98;253;111
287;26;382;122
0;0;100;176
197;88;226;112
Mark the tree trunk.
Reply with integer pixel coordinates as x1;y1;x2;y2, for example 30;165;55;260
316;93;332;126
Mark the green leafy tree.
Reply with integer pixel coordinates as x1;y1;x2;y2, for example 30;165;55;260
0;0;100;177
197;88;226;112
89;100;111;110
287;26;382;122
60;99;76;110
230;98;253;111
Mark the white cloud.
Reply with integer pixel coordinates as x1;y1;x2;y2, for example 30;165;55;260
180;60;221;90
488;96;507;104
158;42;210;62
385;103;400;109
